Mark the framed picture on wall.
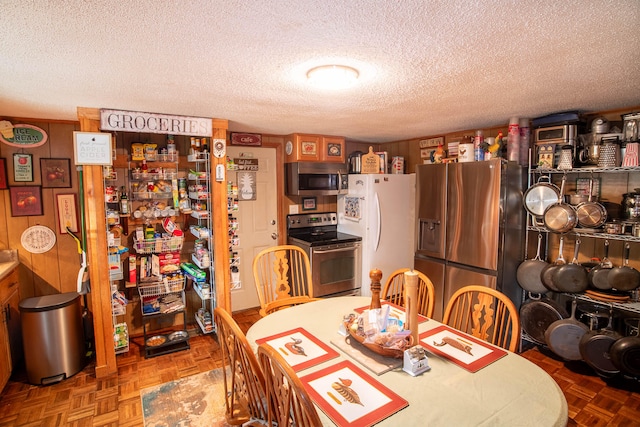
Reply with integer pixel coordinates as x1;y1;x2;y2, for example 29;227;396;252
56;193;79;234
9;186;43;216
0;158;8;189
302;196;317;211
13;153;33;182
41;158;72;188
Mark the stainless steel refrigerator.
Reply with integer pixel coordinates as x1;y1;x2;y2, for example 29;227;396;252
337;174;416;297
414;159;525;321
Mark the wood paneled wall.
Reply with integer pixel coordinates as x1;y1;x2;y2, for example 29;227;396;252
0;118;81;300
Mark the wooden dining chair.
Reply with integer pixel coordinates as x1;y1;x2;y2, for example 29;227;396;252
214;308;269;426
257;343;322;427
381;268;436;318
252;245;317;317
442;285;520;352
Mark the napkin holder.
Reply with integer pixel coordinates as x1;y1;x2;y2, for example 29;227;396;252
403;345;431;376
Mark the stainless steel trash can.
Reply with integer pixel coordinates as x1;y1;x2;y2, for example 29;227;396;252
19;292;86;385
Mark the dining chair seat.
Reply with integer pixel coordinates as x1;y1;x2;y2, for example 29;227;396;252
442;285;520;352
381;268;436;318
258;343;322;426
252;245;318;317
214;308;269;426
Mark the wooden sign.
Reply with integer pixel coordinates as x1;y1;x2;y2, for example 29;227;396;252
230;132;262;146
234;158;259;171
419;136;444;148
361;146;381;174
0;122;48;148
100;109;212;137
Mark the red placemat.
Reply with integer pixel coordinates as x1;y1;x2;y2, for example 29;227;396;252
418;325;507;373
353;301;429;323
300;360;408;427
254;327;339;372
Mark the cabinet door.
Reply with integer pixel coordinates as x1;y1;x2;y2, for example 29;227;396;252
286;134;321;162
6;289;21;367
1;303;12;390
322;136;345;163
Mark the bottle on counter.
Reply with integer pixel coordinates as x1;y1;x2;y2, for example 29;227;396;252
141;159;148;173
474;130;484;161
119;187;129;214
519;118;530;166
195;138;201;154
201;138;209;153
167;134;176;155
189;137;197;155
507;117;520;163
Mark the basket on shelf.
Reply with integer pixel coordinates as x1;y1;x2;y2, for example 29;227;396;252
133;235;184;254
138;276;185;298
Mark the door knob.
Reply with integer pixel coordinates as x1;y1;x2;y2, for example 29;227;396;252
271;233;278;240
271;220;276;225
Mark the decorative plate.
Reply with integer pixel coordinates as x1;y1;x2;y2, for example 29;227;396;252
20;225;56;254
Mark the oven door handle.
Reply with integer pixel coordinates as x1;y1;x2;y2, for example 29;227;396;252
312;246;356;254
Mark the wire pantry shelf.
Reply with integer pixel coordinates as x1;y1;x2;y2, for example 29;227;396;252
138;277;185;298
133;235;184;254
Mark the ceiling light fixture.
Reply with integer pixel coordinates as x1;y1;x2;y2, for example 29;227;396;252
306;64;359;89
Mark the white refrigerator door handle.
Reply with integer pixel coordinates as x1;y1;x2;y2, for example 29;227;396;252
374;192;381;251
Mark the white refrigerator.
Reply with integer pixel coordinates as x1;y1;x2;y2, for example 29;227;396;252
337;174;416;296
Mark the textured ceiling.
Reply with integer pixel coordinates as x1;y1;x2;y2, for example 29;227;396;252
1;1;639;143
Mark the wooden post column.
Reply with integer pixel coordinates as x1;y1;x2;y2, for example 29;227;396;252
76;107;117;378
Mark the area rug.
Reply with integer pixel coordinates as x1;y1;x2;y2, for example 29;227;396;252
141;368;230;427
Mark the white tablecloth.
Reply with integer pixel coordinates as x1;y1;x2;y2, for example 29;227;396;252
246;296;568;427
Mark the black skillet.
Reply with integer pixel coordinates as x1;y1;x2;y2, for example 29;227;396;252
552;239;588;293
608;243;640;291
517;233;549;294
544;299;589;361
610;326;640;377
579;308;621;377
588;240;613;290
520;294;569;345
540;236;565;292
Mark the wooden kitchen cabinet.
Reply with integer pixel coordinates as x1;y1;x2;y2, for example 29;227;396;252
321;136;345;163
285;134;345;163
1;267;20;392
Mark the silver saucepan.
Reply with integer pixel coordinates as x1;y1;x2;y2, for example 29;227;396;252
575;177;607;228
544;174;578;234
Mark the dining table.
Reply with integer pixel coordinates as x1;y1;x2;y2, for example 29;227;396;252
246;296;568;426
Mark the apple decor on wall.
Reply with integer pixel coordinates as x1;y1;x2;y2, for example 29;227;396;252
13;153;33;182
9;186;43;216
41;158;72;188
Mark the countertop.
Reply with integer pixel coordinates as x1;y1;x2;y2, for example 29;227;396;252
0;250;19;282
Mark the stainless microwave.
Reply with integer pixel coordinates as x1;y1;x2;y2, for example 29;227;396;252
286;162;348;196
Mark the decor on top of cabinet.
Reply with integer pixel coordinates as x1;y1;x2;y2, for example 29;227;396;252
285;133;345;163
361;147;381;174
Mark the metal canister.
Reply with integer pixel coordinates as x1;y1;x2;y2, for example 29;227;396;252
391;156;404;174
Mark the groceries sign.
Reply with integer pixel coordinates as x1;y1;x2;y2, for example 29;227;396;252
100;109;212;137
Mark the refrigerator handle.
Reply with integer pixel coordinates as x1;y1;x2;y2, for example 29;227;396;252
374;192;381;251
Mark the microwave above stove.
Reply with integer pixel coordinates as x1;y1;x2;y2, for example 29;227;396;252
286;162;348;196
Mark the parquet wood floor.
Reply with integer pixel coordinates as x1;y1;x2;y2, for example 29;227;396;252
0;307;637;426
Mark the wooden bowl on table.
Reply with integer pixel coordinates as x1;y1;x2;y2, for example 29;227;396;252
343;318;412;359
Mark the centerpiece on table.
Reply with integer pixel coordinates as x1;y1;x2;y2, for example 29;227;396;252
343;269;415;358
